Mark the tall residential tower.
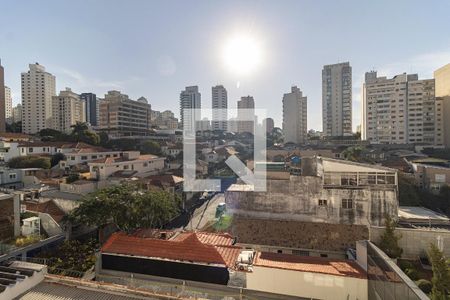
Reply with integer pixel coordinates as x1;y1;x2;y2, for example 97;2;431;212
434;64;450;147
21;63;56;134
282;86;307;144
211;85;227;131
362;71;439;145
322;62;352;137
180;86;201;132
0;60;5;132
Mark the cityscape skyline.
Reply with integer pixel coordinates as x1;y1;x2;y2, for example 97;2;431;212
2;1;450;131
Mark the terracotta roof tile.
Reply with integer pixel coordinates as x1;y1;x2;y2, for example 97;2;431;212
102;232;241;268
254;252;366;279
172;232;234;246
25;200;65;223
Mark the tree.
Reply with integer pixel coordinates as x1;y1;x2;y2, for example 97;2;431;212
51;153;66;167
378;215;403;259
7;156;51;169
398;173;422;206
66;173;80;184
70;122;100;145
428;243;450;299
99;131;109;147
140;140;161;155
69;184;181;234
6;121;22;133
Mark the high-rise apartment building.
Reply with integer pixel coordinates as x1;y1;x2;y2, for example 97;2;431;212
21;63;56;134
362;71;439;145
150;110;178;129
434;63;450;147
180;86;201;132
5;86;12;124
0;60;5;132
80;93;99;126
322;62;352;137
99;90;151;137
263;117;274;133
282;86;307;144
51;88;86;133
211;85;227;131
12;104;22;123
237;96;255;134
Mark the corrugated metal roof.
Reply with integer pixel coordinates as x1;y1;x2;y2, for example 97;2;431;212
17;281;154;300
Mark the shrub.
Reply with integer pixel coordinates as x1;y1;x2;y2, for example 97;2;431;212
7;156;51;169
416;279;432;294
404;268;419;281
66;174;80;184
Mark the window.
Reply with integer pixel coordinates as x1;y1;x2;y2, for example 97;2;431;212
342;199;353;209
9;173;17;179
292;250;309;256
318;199;327;206
29;148;33;153
320;254;328;258
277;250;283;254
81;156;88;160
70;156;75;160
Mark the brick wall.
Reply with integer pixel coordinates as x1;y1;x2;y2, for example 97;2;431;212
231;216;369;252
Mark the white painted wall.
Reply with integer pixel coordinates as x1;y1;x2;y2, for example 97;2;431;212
246;266;368;300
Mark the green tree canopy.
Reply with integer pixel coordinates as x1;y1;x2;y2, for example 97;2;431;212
428;243;450;299
70;122;100;145
398;173;422;206
51;152;66;167
7;156;51;169
69;184;181;233
140;140;161;155
378;215;403;259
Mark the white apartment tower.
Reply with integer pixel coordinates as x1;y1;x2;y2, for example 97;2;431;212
4;86;12;123
237;96;255;134
362;71;438;145
322;62;352;136
21;63;56;134
282;86;307;144
180;86;201;132
211;85;227;131
52;88;86;133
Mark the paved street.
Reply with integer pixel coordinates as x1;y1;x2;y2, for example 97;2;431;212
186;193;224;230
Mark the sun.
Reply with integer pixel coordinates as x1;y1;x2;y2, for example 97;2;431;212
222;34;263;76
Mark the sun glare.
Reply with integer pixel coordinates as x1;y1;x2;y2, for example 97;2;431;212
222;34;263;76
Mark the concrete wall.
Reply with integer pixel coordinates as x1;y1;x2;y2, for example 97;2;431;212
38;212;63;237
226;176;397;226
370;226;450;259
246;266;367;300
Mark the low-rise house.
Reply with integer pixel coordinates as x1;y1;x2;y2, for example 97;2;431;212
88;151;165;180
58;143;126;170
411;162;450;192
100;231;241;285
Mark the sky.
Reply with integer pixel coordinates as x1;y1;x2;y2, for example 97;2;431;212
1;0;450;131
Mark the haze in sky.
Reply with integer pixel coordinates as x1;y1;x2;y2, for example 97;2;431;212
1;0;450;131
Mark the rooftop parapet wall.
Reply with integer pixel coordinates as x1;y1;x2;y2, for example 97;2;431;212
226;176;398;226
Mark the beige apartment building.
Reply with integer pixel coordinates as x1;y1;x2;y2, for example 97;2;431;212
4;86;12;124
21;63;56;134
362;71;441;145
434;63;450;147
282;86;307;144
99;91;152;137
237;95;255;134
322;62;352;137
51;88;85;133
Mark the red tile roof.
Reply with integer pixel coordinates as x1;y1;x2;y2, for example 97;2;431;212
172;232;234;246
253;252;366;279
102;232;241;268
25;200;66;223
